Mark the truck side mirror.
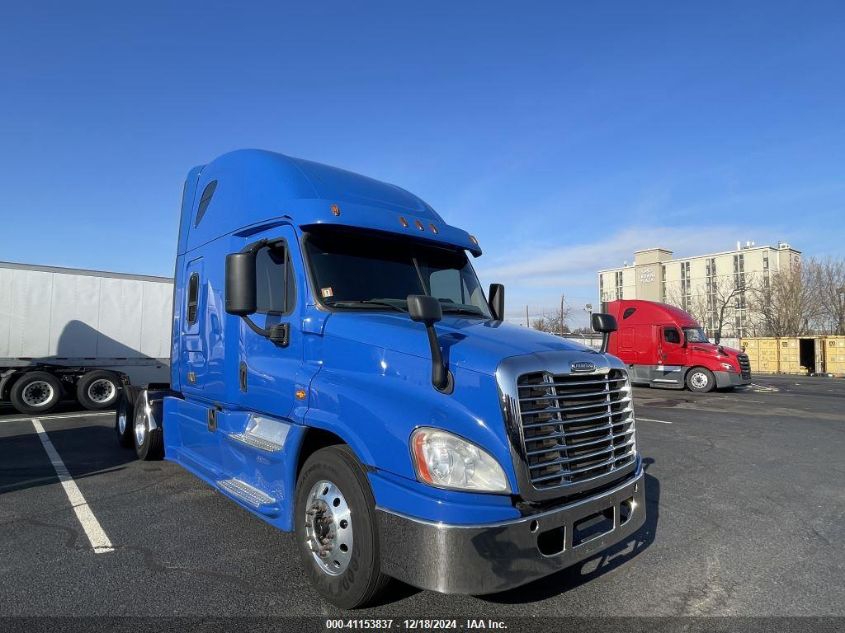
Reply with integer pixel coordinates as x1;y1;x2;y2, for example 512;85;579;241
407;294;442;325
407;295;450;392
488;283;505;321
591;313;617;354
225;252;257;316
591;313;617;333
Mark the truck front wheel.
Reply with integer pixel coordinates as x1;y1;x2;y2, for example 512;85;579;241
686;367;715;393
294;445;390;609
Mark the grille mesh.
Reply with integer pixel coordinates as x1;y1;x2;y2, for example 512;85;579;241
737;354;751;379
516;369;636;491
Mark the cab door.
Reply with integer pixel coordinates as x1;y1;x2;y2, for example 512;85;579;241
236;225;305;419
661;325;686;367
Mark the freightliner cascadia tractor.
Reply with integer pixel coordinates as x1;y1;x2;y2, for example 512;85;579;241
116;150;645;608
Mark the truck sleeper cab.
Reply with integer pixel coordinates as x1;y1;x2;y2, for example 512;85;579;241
116;150;645;608
605;299;752;392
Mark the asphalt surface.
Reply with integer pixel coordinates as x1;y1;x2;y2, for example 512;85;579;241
1;375;844;618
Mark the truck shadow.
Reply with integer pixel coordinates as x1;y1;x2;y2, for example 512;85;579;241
481;458;660;604
0;422;136;495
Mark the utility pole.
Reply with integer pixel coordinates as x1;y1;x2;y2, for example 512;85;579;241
560;294;565;337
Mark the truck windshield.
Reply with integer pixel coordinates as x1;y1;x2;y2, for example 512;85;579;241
304;228;492;318
683;327;710;343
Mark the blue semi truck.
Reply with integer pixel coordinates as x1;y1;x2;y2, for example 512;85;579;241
117;149;645;608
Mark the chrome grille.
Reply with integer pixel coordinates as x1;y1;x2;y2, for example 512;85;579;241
737;353;751;379
516;369;636;491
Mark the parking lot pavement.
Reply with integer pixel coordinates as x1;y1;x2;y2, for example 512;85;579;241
1;375;844;618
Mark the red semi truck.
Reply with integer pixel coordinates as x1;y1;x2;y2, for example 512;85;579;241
604;299;751;392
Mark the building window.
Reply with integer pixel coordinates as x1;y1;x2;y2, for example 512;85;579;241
733;253;747;336
615;271;623;300
706;258;717;334
660;264;666;302
680;261;691;311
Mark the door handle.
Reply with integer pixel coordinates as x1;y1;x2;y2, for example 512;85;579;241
268;323;290;348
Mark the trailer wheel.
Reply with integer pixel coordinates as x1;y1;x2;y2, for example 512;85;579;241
294;445;390;609
686;367;715;393
133;390;164;460
10;371;62;415
115;391;135;448
77;371;121;410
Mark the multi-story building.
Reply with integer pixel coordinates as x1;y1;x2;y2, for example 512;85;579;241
597;241;801;337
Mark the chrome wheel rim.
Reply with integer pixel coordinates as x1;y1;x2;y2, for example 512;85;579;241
304;480;353;576
22;381;54;407
134;406;147;447
118;408;127;434
690;371;709;389
88;379;116;404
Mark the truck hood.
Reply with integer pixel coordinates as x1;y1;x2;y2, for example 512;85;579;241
688;342;743;359
321;312;599;376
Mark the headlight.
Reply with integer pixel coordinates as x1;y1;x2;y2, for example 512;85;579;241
720;362;735;371
410;428;510;493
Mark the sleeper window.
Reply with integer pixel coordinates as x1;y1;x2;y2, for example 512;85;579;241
187;273;199;325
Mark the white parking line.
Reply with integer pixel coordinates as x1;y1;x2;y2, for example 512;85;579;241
0;411;112;424
31;418;114;554
637;417;673;424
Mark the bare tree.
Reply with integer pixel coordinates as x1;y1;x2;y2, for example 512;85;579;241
531;299;572;335
808;257;845;334
748;260;816;336
665;276;744;343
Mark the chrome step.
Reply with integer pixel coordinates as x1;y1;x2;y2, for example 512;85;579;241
217;478;279;516
228;432;283;452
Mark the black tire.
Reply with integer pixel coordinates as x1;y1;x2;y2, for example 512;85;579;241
9;371;63;415
133;390;164;461
115;391;135;448
686;367;716;393
77;370;121;411
294;445;390;609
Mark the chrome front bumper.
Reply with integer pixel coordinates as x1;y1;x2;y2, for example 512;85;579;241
376;458;645;595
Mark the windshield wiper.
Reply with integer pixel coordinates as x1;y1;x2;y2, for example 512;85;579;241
440;305;485;317
326;300;407;313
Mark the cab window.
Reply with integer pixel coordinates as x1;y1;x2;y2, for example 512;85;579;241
663;327;681;345
255;243;296;315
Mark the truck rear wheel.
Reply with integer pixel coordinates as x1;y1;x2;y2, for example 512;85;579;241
77;370;121;410
686;367;715;393
10;371;62;415
133;390;164;460
115;391;135;448
294;445;390;609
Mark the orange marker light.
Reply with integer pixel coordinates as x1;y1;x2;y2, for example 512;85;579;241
429;224;438;234
414;219;425;231
399;216;409;227
330;204;341;216
295;389;307;400
469;234;479;245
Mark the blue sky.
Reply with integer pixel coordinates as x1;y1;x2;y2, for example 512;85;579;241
1;1;843;326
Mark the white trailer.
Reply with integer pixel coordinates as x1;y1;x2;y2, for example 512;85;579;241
0;261;172;414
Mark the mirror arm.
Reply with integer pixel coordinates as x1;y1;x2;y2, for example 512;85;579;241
242;315;268;337
424;325;449;390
